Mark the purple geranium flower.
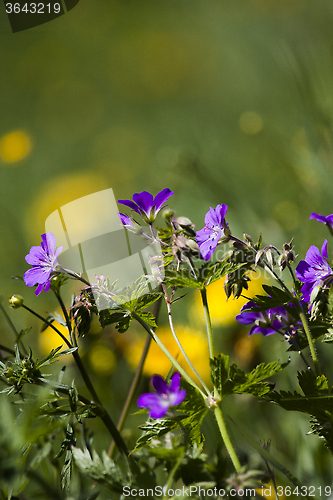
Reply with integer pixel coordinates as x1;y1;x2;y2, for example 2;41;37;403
118;188;174;224
295;240;333;303
236;301;289;336
196;204;230;260
23;233;63;296
137;373;186;419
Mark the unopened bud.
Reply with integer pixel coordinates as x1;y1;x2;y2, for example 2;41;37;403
162;208;175;221
9;295;24;308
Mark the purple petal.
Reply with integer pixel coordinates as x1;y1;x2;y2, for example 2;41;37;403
170;389;186;406
132;191;154;217
118;213;132;226
295;260;310;281
169;372;181;393
309;213;328;224
151;375;169;395
35;283;45;295
23;266;51;287
137;393;161;408
321;239;328;260
40;233;56;255
198;238;218;261
153;188;174;212
149;402;170;419
236;311;260;325
117;199;141;215
215;204;228;225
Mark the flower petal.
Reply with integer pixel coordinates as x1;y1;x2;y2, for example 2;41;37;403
151;374;169;395
169;372;181;393
132;191;154;217
153;188;174;212
117;199;141;215
309;212;327;224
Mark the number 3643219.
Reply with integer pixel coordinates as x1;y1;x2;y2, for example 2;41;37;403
5;3;61;14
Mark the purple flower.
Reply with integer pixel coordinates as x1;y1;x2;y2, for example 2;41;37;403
236;301;289;336
310;212;333;230
196;204;230;260
118;188;174;224
23;233;63;296
137;373;186;419
295;240;333;302
118;213;142;234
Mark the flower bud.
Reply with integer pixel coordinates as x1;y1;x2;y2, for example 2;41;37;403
9;295;24;308
162;208;175;221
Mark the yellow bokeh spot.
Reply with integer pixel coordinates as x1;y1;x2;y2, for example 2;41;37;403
25;172;109;240
89;344;116;375
0;130;32;164
122;326;210;384
239;111;263;135
39;321;71;357
193;275;265;327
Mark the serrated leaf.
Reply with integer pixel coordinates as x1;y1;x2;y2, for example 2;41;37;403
322;328;333;343
61;449;73;490
210;354;282;399
134;292;162;312
72;447;125;490
268;371;333;452
135;311;156;328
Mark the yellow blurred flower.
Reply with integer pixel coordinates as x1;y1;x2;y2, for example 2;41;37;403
25;172;108;240
39;320;72;357
123;326;210;385
0;130;32;164
88;344;116;375
192;274;265;327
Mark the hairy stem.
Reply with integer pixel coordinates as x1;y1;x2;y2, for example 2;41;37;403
132;311;207;398
163;285;210;394
213;402;241;473
200;287;215;359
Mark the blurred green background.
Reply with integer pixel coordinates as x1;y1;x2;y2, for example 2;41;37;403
1;0;333;490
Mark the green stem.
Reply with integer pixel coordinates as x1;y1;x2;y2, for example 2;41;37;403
298;309;321;376
0;300;28;356
213;403;241;473
163;285;210;394
22;303;129;458
21;304;72;348
132;311;207;399
200;287;215;359
162;453;185;500
108;332;152;458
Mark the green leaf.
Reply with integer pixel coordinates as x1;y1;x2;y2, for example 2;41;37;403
135;311;156;328
36;347;78;369
268;371;333;453
210;354;282;399
134;292;162;313
72;447;125;491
